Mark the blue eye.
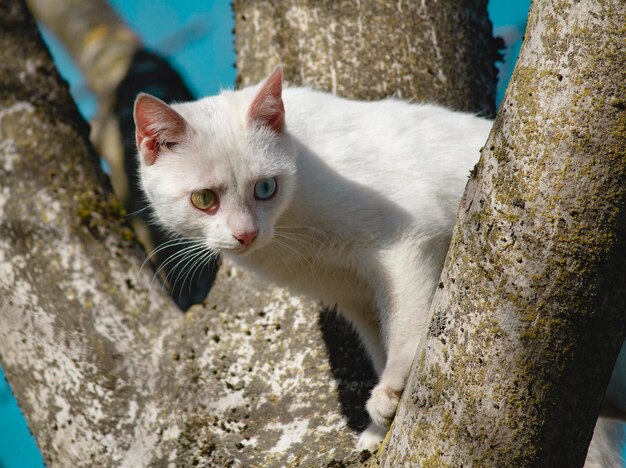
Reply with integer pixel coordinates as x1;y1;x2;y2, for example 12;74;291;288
254;177;278;200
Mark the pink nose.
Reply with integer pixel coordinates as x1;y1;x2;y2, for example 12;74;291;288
234;230;258;246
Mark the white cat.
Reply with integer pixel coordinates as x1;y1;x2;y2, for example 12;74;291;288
133;68;625;460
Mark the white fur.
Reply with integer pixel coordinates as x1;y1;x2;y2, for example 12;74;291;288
585;417;625;468
585;346;626;467
137;79;626;458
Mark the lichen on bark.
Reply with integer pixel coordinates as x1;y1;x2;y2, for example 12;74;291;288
381;0;626;465
0;2;374;466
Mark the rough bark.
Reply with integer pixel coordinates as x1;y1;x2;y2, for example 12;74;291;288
28;0;216;310
380;0;626;465
234;0;499;116
0;0;500;466
0;2;370;466
27;0;139;205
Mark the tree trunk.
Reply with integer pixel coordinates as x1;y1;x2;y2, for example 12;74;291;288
234;0;498;116
380;0;626;465
0;2;370;465
27;0;216;311
1;0;505;466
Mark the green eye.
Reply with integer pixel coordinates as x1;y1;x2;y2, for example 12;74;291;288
254;177;278;200
191;189;218;211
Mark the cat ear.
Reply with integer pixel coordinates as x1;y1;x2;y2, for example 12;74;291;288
133;93;188;166
248;67;285;134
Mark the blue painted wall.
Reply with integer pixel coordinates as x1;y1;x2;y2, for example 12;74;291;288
0;1;534;465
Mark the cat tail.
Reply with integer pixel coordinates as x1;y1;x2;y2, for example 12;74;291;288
584;416;626;468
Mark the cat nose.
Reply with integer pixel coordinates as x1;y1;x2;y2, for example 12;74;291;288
234;230;258;246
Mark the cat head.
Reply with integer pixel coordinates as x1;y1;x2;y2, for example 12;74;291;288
133;67;296;255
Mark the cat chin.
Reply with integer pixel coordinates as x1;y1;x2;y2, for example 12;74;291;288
221;248;256;258
220;239;270;256
218;245;248;255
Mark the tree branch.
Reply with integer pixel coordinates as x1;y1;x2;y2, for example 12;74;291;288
381;0;626;464
0;2;370;465
234;0;498;115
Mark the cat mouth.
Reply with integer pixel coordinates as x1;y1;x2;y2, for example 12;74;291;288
221;237;268;255
221;243;256;255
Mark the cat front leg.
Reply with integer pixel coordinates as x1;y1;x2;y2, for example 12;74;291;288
354;303;424;451
357;421;388;451
333;295;386;375
356;339;418;452
361;241;445;448
366;337;418;427
356;339;415;451
332;297;391;451
350;314;386;376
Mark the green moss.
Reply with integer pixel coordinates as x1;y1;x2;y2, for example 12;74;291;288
422;451;449;468
428;363;451;406
75;190;134;241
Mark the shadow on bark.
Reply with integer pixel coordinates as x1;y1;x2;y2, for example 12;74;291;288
319;308;377;432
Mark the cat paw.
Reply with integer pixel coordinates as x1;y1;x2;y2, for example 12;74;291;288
366;383;401;428
356;422;387;452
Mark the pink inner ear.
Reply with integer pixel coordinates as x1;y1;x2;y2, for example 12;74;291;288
248;67;285;134
134;93;187;165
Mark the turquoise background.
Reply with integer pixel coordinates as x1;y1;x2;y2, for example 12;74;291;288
0;1;532;466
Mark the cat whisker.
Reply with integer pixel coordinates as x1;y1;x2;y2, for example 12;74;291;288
273;232;317;258
148;242;198;281
173;246;215;302
274;229;321;246
273;231;326;265
183;251;210;300
141;237;192;266
266;242;299;279
140;237;206;273
275;225;332;244
169;249;204;298
271;236;318;282
273;228;331;264
151;253;195;291
150;242;206;288
184;248;218;302
164;250;209;301
274;226;322;240
125;205;150;218
161;242;208;288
